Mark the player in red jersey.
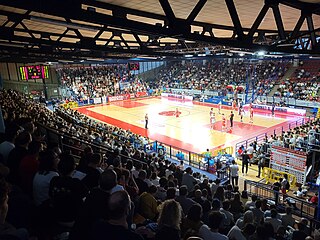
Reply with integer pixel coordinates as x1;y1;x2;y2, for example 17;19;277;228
249;108;254;124
232;99;237;111
222;114;226;131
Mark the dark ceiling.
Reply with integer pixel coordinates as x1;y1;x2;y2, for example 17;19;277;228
0;0;319;62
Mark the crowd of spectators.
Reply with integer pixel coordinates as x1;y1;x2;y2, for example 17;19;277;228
274;81;320;101
273;60;320;101
57;65;149;100
154;60;287;96
0;89;319;240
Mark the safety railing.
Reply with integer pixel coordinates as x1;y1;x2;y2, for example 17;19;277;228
245;180;317;221
235;116;312;152
37;123;149;168
144;141;209;171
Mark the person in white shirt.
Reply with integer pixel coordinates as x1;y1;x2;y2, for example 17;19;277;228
229;160;239;188
0;126;17;164
199;211;228;240
33;150;60;206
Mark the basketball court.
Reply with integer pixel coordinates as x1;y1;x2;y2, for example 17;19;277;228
76;97;304;154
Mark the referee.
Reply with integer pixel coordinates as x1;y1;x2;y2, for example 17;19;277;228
145;113;148;129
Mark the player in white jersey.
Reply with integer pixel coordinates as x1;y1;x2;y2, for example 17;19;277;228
240;108;245;122
210;112;216;129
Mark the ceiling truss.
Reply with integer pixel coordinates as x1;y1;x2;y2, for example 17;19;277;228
0;0;319;62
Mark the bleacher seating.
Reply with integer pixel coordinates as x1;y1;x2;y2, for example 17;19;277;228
0;89;319;240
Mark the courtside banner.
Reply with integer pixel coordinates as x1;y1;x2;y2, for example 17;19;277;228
135;91;148;98
108;93;136;102
244;104;306;116
161;93;193;101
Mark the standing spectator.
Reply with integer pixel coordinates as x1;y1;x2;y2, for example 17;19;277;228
182;167;197;192
241;151;250;176
229;160;239;188
256;151;266;178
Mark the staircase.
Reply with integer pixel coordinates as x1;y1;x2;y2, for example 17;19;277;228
268;84;280;96
267;64;297;97
281;65;297;81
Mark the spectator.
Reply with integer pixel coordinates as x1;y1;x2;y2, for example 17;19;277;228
280;207;295;228
0;178;29;240
138;185;158;221
33;150;60;206
155;199;182;240
199;211;228;240
49;154;88;224
264;209;282;233
182;167;197;192
181;203;204;239
81;153;102;190
135;170;149;195
91;190;143;240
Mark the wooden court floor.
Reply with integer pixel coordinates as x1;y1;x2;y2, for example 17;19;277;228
76;97;303;154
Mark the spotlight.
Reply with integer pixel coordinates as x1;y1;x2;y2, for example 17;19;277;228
256;50;266;56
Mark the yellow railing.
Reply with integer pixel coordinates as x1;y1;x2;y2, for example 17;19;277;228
262;167;296;187
61;101;79;109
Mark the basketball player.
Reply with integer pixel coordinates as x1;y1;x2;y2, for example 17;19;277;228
145;113;148;129
218;101;222;114
175;108;179;117
249;108;254;124
222;113;226;132
210;112;216;129
240;108;245;122
232;99;237;111
210;108;214;117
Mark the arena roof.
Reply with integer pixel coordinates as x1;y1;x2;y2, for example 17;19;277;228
0;0;319;62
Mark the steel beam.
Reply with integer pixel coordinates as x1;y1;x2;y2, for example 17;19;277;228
306;15;317;49
186;0;207;24
248;4;270;39
271;3;286;40
225;0;244;40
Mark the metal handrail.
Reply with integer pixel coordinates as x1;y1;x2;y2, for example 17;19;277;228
245;180;317;219
235;116;312;152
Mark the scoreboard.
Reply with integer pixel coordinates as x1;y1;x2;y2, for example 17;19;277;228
128;62;139;71
19;65;49;80
270;145;307;184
